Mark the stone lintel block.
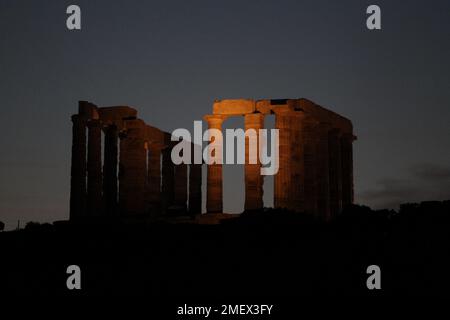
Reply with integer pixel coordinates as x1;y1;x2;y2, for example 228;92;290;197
98;106;138;122
213;99;255;115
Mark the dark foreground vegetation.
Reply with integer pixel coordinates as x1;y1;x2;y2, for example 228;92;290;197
1;201;450;296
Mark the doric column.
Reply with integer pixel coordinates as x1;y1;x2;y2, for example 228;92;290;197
87;119;103;217
273;108;292;209
289;111;305;212
103;124;118;217
341;133;355;208
119;120;147;216
302;114;319;215
204;114;225;213
244;113;264;211
147;142;163;216
161;141;175;212
70;114;87;220
174;163;188;211
328;128;342;217
189;163;202;214
316;122;331;220
188;140;202;214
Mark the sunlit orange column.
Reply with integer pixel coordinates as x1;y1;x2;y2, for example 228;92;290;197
244;113;264;211
204;114;226;213
273;108;292;209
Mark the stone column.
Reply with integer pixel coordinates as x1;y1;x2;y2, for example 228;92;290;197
103;124;118;217
302;114;319;215
161;142;175;212
70;114;87;220
119;120;147;217
174;163;188;211
316;122;331;220
341;133;355;208
87;119;103;217
328;128;342;217
147;142;163;216
204;115;225;213
289;111;305;212
189;163;202;214
244;113;264;211
273;108;292;209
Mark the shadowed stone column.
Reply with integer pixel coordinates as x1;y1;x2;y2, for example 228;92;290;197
289;111;305;212
103;124;118;217
244;113;264;211
188;142;202;214
274;108;292;209
204;115;225;213
147;142;163;216
174;163;188;211
328;128;342;217
341;133;355;208
302;114;319;215
161;139;175;213
70;114;87;220
119;120;147;216
316;122;331;220
87;119;103;217
189;165;202;215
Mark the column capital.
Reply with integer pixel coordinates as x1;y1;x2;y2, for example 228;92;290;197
71;114;87;124
204;114;228;127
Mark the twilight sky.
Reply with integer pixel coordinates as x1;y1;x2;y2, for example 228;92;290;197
1;0;449;229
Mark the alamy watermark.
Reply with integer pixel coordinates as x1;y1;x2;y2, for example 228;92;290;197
170;121;279;176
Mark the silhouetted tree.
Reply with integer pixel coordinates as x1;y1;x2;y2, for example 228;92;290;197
0;221;4;231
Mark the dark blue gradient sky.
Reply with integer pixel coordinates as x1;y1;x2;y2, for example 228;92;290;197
1;0;449;229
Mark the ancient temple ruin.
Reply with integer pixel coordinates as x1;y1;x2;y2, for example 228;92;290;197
69;98;355;222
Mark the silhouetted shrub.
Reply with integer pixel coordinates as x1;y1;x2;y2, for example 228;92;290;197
0;221;4;231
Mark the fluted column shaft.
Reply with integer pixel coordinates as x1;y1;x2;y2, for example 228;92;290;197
244;113;264;211
289;111;305;212
87;119;103;217
316;122;331;220
204;115;225;213
174;163;188;210
147;143;163;216
161;145;175;212
70;115;87;220
103;124;118;217
328;129;342;217
341;133;355;208
119;121;147;216
274;109;292;209
302;114;319;215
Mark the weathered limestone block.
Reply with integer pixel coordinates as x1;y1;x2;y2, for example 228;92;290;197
213;99;255;115
70;114;87;220
244;113;264;211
